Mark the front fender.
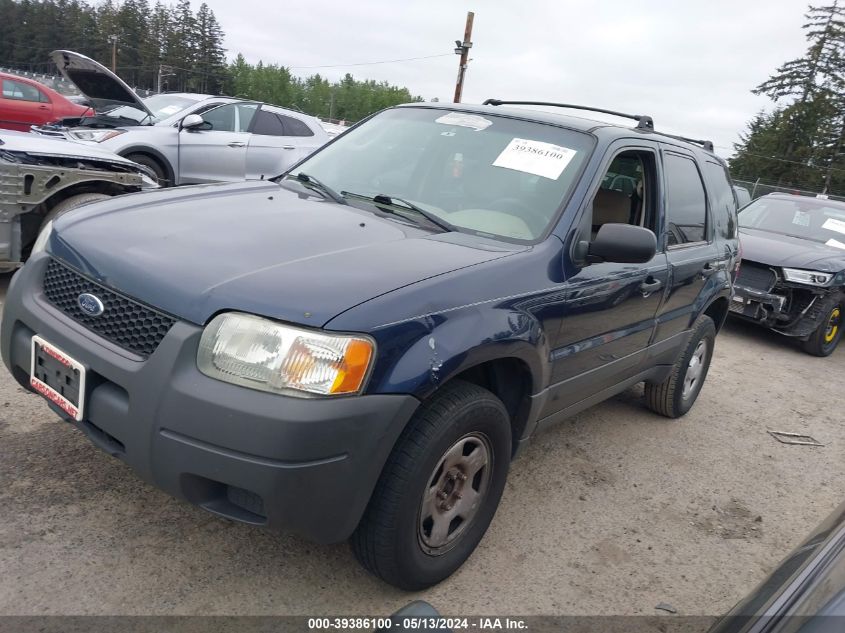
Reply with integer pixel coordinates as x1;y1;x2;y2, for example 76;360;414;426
361;305;549;400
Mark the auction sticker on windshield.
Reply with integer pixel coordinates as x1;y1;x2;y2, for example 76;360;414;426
493;138;577;180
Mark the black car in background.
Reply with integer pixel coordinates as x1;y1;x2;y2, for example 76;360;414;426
732;193;845;356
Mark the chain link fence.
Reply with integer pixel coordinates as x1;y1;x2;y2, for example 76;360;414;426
732;178;845;203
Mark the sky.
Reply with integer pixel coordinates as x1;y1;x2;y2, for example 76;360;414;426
199;0;810;158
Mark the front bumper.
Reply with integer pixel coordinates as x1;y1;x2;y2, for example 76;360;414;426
730;283;834;338
1;255;419;543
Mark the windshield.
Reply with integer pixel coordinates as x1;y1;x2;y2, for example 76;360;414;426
100;95;200;124
289;107;594;241
739;196;845;248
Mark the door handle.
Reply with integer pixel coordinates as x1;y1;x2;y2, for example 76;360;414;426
639;276;663;297
227;141;246;148
38;105;49;110
282;145;296;150
700;262;719;278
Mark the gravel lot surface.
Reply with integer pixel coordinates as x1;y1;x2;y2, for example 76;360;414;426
0;274;842;617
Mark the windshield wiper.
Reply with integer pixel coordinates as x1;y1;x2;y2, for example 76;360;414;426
286;172;347;205
342;192;454;232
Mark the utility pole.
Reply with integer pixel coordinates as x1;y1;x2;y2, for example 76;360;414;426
157;65;174;93
109;35;118;72
453;11;474;103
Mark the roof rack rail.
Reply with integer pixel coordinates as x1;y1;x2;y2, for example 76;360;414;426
661;134;714;152
482;99;716;152
483;99;654;131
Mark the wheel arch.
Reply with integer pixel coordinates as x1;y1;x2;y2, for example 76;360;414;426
118;146;175;185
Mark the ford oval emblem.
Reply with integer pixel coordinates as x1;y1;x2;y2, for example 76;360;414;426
77;293;105;317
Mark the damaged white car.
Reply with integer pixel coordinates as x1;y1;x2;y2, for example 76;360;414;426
0;130;157;272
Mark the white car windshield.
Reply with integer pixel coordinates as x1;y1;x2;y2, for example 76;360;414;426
289;107;594;242
100;95;201;124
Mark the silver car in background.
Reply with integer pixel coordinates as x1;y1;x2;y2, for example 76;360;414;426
33;51;329;185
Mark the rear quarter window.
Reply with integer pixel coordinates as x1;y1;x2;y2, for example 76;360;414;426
704;160;738;240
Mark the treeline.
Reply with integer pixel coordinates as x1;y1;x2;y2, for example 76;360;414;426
0;0;422;121
730;3;845;194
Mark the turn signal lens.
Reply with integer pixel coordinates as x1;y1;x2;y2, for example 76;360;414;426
197;312;375;397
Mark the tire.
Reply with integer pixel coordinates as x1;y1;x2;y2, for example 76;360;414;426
645;314;716;418
352;380;512;590
41;192;110;229
124;152;169;186
802;301;843;357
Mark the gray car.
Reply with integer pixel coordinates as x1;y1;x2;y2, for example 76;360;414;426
33;51;330;186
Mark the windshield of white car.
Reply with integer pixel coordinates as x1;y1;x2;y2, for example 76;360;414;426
99;95;201;124
739;197;845;246
287;107;594;242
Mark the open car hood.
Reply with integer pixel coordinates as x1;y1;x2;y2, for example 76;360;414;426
50;50;153;118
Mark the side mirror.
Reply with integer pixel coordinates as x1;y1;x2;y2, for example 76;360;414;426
181;114;205;130
589;223;657;264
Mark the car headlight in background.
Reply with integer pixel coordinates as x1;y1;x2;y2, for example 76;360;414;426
197;312;375;397
782;267;833;286
68;129;126;143
30;220;52;256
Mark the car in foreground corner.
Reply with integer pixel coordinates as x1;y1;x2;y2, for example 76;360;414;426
0;129;157;272
32;50;329;185
0;71;91;132
732;193;845;356
1;100;738;589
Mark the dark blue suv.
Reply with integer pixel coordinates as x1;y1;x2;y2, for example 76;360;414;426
1;100;739;589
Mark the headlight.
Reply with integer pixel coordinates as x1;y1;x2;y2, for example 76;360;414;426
30;220;52;256
782;267;833;286
197;312;375;397
68;129;126;143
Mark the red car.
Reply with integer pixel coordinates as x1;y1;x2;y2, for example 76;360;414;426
0;71;90;132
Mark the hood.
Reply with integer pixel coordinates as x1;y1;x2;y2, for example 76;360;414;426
48;182;518;326
50;50;153;117
740;227;845;273
0;129;148;168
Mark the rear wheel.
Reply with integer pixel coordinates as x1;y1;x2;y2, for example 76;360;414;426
352;380;511;590
645;314;716;418
124;152;169;186
802;302;843;357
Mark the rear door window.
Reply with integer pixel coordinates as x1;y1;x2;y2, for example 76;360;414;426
664;153;708;245
2;79;43;102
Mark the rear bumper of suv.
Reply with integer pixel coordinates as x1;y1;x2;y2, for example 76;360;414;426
1;255;419;543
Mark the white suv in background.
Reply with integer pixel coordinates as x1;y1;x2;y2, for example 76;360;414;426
33;50;329;185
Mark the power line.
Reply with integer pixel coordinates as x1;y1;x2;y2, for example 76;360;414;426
286;53;452;70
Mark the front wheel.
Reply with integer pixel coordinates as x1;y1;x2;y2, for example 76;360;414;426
352;380;511;590
802;302;842;357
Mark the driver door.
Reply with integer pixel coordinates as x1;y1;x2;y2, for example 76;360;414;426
177;102;259;184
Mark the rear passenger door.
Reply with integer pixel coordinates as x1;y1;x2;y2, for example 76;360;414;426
246;109;319;179
653;148;720;342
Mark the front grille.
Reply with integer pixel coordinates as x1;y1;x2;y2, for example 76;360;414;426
42;258;175;357
736;261;777;292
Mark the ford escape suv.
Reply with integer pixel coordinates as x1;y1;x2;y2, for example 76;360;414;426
1;100;740;590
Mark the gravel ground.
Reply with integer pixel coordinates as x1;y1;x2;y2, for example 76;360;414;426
0;274;842;617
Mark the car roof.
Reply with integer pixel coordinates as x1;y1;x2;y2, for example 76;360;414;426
395;102;720;158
